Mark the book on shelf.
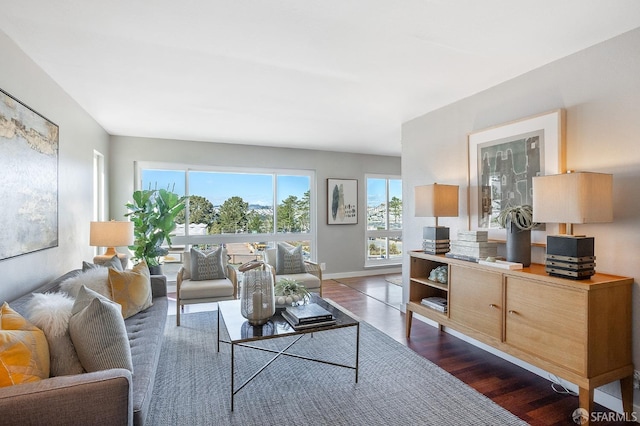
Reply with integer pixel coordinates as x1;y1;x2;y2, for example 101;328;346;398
281;310;337;329
284;303;334;325
449;242;497;259
444;252;480;263
422;240;450;248
450;240;496;248
420;296;447;313
478;259;523;270
456;230;488;242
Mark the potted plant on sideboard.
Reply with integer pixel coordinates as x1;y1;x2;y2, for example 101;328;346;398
496;204;536;266
125;188;187;275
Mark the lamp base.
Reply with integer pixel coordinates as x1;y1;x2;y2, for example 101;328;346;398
94;250;129;270
545;235;595;279
422;226;450;254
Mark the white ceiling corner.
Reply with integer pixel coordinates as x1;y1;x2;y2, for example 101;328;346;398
0;0;639;156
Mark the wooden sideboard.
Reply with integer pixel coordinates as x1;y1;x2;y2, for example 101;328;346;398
406;250;634;418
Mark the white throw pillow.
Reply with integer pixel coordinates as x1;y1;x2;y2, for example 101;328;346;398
26;292;84;376
60;268;111;299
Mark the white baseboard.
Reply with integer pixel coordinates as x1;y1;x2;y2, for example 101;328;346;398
412;313;639;416
322;267;401;280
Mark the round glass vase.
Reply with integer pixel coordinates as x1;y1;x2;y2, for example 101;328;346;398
240;269;275;325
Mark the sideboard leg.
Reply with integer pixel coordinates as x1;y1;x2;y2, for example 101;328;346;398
578;386;594;425
405;309;413;338
620;375;634;416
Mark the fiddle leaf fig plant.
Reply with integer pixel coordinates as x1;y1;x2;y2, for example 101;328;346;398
496;204;536;231
125;188;187;267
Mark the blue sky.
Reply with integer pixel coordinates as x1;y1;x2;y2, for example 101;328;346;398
142;170;309;206
367;178;402;206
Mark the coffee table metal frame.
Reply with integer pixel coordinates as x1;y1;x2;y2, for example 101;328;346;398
217;295;360;411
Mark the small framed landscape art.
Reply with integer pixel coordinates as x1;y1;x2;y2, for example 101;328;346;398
468;109;565;243
327;178;358;225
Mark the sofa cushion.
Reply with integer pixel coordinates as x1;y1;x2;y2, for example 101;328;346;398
82;255;124;272
60;267;111;299
276;243;306;274
69;286;133;373
109;261;153;319
0;302;50;387
190;247;226;280
25;292;84;376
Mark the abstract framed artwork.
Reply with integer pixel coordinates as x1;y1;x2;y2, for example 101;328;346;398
0;88;59;260
468;109;565;243
327;178;358;225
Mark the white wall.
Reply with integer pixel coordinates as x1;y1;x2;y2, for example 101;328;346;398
0;31;110;303
402;28;640;406
109;136;400;276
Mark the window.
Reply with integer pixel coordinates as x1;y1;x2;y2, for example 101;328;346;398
137;164;315;280
92;151;105;257
365;175;402;266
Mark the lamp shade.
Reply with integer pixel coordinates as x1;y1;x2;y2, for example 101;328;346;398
532;172;613;224
414;184;459;218
90;221;134;247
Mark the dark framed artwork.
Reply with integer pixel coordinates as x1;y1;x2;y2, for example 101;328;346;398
327;178;358;225
0;89;59;260
468;110;565;243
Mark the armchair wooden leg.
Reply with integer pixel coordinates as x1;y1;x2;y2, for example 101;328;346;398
176;298;181;326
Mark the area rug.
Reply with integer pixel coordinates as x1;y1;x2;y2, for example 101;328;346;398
147;311;527;425
384;274;402;286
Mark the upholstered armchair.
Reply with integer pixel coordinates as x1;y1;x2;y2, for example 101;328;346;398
264;243;323;296
176;247;238;326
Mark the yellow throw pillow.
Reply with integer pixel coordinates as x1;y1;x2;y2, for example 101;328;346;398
108;261;153;319
0;302;50;387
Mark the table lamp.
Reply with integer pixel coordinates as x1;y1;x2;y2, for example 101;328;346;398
532;171;613;278
415;183;459;254
90;220;134;269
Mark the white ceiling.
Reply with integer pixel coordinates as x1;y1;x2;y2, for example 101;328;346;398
1;1;639;156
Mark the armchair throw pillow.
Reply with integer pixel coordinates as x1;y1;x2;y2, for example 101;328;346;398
0;302;50;387
276;243;306;275
190;247;226;280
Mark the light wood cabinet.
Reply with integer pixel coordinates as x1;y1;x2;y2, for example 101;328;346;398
407;251;633;420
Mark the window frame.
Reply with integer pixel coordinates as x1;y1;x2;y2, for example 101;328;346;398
134;162;317;261
365;174;402;267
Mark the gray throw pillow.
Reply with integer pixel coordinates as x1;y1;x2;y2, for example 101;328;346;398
82;254;124;272
190;247;226;280
69;286;133;373
276;243;306;274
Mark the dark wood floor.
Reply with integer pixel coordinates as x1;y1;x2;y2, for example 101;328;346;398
322;274;630;426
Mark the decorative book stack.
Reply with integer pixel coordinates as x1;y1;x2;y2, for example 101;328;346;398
422;226;450;254
421;296;447;313
282;303;336;330
446;230;497;262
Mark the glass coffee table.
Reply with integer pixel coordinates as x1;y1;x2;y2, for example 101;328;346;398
217;294;360;411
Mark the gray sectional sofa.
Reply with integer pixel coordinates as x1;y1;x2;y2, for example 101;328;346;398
0;270;168;426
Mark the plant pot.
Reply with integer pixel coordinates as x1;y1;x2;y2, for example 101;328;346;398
506;221;531;267
148;264;163;276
